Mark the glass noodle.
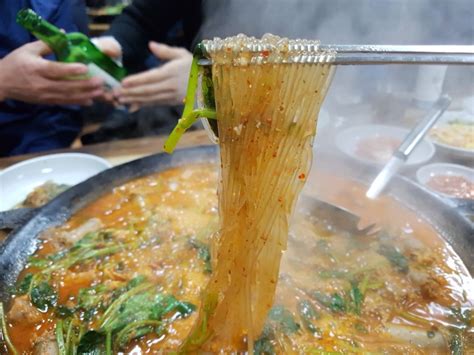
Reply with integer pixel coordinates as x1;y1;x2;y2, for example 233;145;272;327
181;34;335;353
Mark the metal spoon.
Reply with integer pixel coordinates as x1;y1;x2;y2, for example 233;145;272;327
366;95;452;199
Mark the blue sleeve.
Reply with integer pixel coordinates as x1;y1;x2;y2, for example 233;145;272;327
30;0;79;32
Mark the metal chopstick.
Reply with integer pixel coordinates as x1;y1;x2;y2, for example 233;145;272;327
328;45;474;64
198;44;474;65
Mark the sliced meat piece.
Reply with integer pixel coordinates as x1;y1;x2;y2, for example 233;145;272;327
43;218;103;248
21;181;70;208
33;331;59;355
7;295;43;325
62;218;103;244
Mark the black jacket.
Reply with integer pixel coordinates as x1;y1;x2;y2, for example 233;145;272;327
108;0;203;73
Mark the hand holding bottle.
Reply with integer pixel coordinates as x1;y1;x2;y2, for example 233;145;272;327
0;41;104;105
115;42;192;106
91;36;124;104
91;36;123;60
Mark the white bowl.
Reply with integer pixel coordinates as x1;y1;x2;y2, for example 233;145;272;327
336;124;435;166
429;110;474;162
416;163;473;199
0;153;111;211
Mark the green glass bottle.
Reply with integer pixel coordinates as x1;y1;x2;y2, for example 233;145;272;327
17;8;127;89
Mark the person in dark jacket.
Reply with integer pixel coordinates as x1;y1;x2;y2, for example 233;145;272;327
93;0;202;108
96;0;473;113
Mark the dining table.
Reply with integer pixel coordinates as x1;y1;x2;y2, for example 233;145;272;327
0;130;211;171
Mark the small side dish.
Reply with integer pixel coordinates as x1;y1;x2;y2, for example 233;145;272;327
355;136;401;164
16;181;71;208
416;163;474;200
336;125;434;166
0;153;111;212
426;175;473;200
430;121;474;151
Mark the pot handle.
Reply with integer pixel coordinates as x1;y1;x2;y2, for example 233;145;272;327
0;208;37;230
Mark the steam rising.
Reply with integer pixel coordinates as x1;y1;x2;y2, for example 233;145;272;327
198;0;474;178
198;0;473;107
200;0;473;44
194;1;473;253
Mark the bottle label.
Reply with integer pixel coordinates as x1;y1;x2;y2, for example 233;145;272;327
87;63;121;90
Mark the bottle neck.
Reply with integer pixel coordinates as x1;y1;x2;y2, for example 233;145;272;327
17;9;68;51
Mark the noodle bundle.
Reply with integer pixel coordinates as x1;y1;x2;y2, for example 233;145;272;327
182;34;335;353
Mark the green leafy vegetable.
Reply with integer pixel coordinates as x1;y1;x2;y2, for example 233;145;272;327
449;331;463;355
201;65;215;110
254;327;276;355
99;280;153;329
377;244;409;273
27;257;51;269
104;293;155;332
102;292;195;334
15;273;33;295
30;282;57;312
253;306;300;355
56;305;75;318
329;293;346;313
313;283;364;315
348;283;363;315
93;278;195;350
298;300;320;335
47;249;69;262
450;307;472;328
27;232;128;294
77;284;110;321
115;320;163;349
78;285;108;310
312;291;333;308
268;305;300;334
108;275;148;301
77;330;106;355
313;291;347;313
126;275;147;289
189;238;212;273
178;291;218;353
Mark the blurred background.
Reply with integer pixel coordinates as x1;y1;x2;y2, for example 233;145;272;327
77;0;473;151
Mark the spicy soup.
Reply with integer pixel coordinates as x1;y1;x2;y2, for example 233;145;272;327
1;164;472;354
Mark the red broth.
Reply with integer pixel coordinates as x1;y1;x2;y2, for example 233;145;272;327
2;164;472;354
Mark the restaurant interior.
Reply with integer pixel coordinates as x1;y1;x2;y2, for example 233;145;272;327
0;0;473;354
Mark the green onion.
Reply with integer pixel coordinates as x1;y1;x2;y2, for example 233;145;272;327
0;303;18;355
56;320;66;355
65;319;74;355
164;108;216;154
164;44;217;154
106;331;112;355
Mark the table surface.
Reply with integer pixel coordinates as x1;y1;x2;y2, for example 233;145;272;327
0;130;211;170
